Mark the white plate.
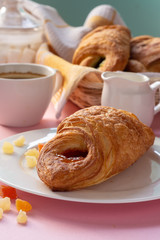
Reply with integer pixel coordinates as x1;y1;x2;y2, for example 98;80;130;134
0;128;160;204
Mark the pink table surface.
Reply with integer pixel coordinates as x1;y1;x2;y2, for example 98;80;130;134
0;101;160;240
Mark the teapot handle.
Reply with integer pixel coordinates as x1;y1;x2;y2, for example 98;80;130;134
150;81;160;114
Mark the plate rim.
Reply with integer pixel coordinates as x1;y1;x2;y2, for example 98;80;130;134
0;128;160;204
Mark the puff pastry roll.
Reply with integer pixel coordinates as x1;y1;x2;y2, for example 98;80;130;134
125;59;147;72
72;25;131;71
37;106;155;191
129;35;160;72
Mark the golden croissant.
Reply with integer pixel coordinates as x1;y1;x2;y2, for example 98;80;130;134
37;106;155;191
128;35;160;72
72;25;131;71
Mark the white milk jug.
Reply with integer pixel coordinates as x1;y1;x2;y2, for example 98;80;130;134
101;71;160;126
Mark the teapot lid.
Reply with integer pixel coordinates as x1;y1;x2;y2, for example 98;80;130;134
0;0;42;30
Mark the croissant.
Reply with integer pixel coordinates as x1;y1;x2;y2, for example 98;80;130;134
37;106;155;191
125;59;147;72
72;25;131;71
129;35;160;72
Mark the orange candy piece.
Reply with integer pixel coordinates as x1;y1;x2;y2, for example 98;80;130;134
38;143;44;152
0;185;17;199
16;199;32;212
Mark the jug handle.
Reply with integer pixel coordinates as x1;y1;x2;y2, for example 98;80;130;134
150;81;160;114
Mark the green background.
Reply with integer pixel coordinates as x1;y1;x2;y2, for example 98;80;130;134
34;0;160;37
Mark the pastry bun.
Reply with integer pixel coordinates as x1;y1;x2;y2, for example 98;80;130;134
72;25;131;72
37;106;155;191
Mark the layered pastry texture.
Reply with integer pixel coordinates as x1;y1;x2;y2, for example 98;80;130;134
126;35;160;72
37;106;155;191
72;25;131;71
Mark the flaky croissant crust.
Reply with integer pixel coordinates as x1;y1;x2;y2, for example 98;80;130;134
72;25;131;72
37;106;155;191
129;35;160;72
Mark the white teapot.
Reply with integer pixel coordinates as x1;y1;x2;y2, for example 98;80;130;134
101;71;160;126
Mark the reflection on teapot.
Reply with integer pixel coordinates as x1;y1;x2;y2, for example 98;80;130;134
101;71;160;126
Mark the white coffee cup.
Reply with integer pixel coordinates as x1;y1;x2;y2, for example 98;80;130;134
0;63;62;127
101;71;160;126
